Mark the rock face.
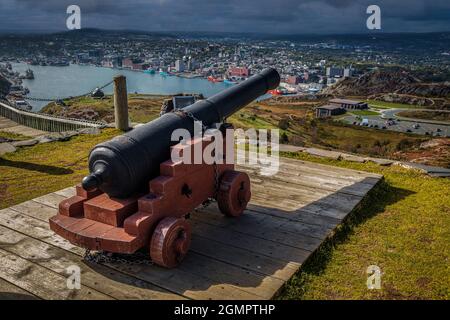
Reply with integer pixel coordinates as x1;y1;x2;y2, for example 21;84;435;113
396;83;450;98
324;69;450;99
0;74;11;98
0;142;16;155
368;93;436;107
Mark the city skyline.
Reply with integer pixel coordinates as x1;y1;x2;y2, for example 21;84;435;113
1;0;450;34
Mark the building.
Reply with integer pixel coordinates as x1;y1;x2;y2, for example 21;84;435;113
122;58;134;69
326;66;353;78
101;59;114;68
228;66;250;78
112;56;122;68
315;105;346;118
286;75;301;85
175;59;185;72
172;96;196;110
329;98;368;110
186;57;196;71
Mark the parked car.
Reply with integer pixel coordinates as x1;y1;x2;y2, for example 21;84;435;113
406;129;412;133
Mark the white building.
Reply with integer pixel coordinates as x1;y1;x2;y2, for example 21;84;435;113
175;59;185;72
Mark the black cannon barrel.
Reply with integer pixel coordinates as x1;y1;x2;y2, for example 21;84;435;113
82;68;280;198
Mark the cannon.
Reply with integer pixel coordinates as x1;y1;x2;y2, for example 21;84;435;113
49;68;280;268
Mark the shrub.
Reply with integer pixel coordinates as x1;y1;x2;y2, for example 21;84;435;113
396;139;415;151
278;118;290;130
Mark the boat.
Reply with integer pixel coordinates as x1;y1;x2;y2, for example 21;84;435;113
14;99;32;111
91;87;105;99
268;89;282;95
144;69;156;74
20;69;34;80
208;76;223;83
223;79;237;85
159;69;168;76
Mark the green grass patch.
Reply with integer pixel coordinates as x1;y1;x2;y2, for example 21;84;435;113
0;128;120;209
397;110;450;122
366;100;420;109
278;152;450;300
350;110;380;116
0;131;31;141
42;95;164;124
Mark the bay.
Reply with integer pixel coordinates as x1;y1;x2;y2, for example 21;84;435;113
11;63;232;111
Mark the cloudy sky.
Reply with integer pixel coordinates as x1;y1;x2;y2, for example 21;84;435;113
1;0;449;34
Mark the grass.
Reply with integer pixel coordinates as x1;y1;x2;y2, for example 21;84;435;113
366;100;420;110
279;152;450;300
350;110;380;116
0;131;32;141
397;110;450;122
0;126;448;299
0;128;120;209
42;95;164;124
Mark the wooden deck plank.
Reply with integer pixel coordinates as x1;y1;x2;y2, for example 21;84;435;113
190;235;299;282
190;219;310;265
193;206;329;245
0;158;382;300
192;215;323;253
0;206;267;300
0;225;184;300
240;166;379;197
0;278;39;300
0;248;112;300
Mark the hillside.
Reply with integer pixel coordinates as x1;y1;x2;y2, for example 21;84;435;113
324;69;450;108
41;94;450;168
0;74;11;98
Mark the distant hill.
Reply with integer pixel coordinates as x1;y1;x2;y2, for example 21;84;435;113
324;69;450;99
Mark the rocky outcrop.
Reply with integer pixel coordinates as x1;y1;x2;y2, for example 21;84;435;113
395;83;450;98
368;93;436;107
324;69;450;99
0;74;11;98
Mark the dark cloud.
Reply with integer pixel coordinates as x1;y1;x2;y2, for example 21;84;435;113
1;0;449;34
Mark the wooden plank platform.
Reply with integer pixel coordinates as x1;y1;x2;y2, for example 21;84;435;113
0;157;382;300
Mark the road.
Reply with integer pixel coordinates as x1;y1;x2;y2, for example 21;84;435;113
381;108;450;126
341;110;450;137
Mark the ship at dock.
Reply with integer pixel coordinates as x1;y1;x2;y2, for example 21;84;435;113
207;76;223;83
20;69;34;80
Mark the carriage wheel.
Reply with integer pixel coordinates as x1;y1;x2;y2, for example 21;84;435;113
217;170;251;217
150;217;191;268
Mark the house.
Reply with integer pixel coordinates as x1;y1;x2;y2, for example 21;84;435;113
286;75;301;85
228;66;250;78
315;105;346;118
329;98;368;110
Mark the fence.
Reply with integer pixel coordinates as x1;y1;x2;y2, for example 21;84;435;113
0;100;106;132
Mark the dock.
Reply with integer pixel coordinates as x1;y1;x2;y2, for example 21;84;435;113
0;157;382;300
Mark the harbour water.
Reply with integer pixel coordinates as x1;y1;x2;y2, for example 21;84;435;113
11;63;232;111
